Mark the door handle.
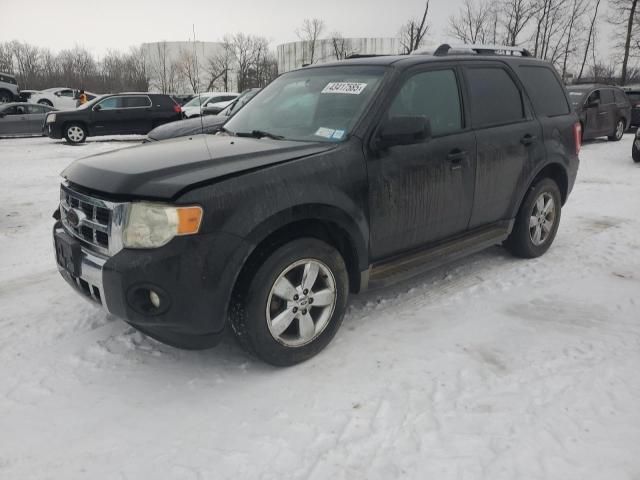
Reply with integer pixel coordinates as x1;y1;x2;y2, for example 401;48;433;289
447;149;467;170
520;134;537;146
598;112;607;116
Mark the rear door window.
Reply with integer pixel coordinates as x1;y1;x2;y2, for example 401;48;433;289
518;66;569;117
122;96;151;108
388;69;463;136
601;89;614;105
465;67;524;128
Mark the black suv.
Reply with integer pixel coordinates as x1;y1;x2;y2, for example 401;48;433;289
45;93;182;144
566;84;631;141
53;44;580;365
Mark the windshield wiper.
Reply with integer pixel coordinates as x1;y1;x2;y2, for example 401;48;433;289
235;130;285;140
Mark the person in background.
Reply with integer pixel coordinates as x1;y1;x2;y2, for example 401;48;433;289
78;89;88;106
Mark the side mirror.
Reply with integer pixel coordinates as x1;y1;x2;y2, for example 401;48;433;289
93;104;102;111
586;100;600;108
377;115;431;149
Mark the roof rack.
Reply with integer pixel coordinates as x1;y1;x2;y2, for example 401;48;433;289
415;43;532;57
345;53;391;59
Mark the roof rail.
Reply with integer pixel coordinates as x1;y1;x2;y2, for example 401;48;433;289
345;53;390;59
417;43;532;57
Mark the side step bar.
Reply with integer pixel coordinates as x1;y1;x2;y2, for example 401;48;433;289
367;223;512;290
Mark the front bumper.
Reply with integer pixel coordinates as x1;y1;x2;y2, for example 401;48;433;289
54;221;251;349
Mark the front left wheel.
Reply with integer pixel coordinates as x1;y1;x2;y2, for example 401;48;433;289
64;123;87;144
230;238;349;366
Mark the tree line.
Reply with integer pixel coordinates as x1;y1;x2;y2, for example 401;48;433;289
0;34;278;94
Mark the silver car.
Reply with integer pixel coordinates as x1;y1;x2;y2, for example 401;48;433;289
0;102;57;136
0;72;19;103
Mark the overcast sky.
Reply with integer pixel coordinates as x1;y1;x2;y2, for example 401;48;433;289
0;0;613;59
0;0;460;55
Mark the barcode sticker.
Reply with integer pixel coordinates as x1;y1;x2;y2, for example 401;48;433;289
321;82;368;95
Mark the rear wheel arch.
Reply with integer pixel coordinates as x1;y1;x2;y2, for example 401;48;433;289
513;163;568;218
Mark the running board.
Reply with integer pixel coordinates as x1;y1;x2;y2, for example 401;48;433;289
367;224;511;290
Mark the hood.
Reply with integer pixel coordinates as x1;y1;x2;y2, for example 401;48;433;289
62;134;335;199
147;116;226;141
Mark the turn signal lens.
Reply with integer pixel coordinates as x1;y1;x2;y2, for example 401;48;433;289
176;206;203;235
574;122;582;155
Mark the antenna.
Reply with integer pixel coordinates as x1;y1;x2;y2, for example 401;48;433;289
192;24;204;135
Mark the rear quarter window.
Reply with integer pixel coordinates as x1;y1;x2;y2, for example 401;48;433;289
465;66;524;128
518;66;570;117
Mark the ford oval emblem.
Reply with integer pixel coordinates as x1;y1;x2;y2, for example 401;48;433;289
66;208;80;228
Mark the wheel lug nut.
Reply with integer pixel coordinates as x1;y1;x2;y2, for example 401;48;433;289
303;289;308;295
292;307;298;313
302;309;307;315
308;298;313;304
293;294;299;301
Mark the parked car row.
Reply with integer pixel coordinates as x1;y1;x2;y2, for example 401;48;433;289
181;92;240;118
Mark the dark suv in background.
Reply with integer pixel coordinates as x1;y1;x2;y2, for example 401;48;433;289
567;84;631;141
622;85;640;127
45;93;182;144
53;44;580;365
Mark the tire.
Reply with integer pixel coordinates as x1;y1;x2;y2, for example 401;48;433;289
38;99;54;107
230;238;349;366
64;123;87;144
504;178;562;259
633;142;640;163
0;90;12;104
608;118;625;141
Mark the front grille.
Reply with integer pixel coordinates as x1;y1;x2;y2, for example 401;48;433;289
59;184;125;256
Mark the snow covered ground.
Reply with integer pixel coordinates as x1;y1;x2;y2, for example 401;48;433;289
0;134;639;480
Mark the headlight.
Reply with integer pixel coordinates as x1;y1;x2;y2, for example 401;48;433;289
46;114;56;123
122;203;203;249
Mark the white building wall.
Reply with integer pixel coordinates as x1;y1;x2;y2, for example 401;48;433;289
277;38;401;73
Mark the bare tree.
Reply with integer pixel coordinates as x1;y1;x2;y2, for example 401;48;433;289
0;43;13;73
9;41;41;88
560;0;584;78
296;18;325;64
609;0;640;85
149;41;181;94
206;36;234;91
399;1;431;54
578;0;602;80
502;0;537;46
448;0;492;44
232;33;257;92
178;46;201;93
330;32;351;60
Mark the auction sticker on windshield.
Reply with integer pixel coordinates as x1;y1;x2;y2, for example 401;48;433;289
322;82;368;95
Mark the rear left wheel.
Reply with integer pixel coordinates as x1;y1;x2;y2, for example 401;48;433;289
38;99;54;107
504;178;562;259
230;238;349;366
608;119;625;141
0;90;12;104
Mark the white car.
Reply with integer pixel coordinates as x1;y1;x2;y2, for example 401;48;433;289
29;88;97;109
181;92;239;118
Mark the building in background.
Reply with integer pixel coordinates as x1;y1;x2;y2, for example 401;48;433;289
277;38;401;73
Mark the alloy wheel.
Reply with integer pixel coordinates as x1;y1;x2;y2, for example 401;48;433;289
616;120;624;140
529;192;556;246
67;126;85;143
266;258;337;347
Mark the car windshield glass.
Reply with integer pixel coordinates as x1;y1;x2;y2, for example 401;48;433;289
224;66;387;143
184;96;210;107
568;91;585;106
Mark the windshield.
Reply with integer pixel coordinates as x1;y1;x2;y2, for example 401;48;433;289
224;66;387;142
183;95;213;107
567;90;586;106
226;89;260;116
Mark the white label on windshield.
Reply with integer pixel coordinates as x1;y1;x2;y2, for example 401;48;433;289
315;127;336;138
322;82;368;95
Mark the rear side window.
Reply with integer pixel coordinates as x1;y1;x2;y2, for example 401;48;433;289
465;67;524;128
122;96;151;108
518;66;570;117
388;69;462;136
0;74;17;85
614;89;629;104
601;89;614;104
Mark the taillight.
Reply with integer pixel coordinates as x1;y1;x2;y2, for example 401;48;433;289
173;104;181;113
573;122;582;154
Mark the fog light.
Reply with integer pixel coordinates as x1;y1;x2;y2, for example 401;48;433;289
149;290;161;308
